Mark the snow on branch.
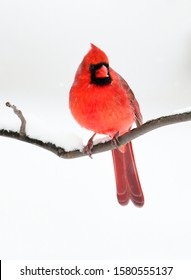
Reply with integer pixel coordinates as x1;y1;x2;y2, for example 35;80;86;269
0;102;191;159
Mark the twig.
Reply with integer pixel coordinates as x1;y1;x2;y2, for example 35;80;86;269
6;102;26;136
0;103;191;158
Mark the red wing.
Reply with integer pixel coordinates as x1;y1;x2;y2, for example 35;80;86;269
118;74;143;127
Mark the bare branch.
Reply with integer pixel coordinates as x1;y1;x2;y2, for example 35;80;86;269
0;107;191;159
6;102;26;136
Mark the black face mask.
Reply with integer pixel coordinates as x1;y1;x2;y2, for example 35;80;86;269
89;62;112;86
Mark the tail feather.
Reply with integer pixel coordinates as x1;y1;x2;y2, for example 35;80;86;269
112;149;130;205
112;142;144;207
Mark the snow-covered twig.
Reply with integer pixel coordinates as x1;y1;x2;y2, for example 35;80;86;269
0;103;191;159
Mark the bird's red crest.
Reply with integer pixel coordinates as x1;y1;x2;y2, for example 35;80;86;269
82;44;109;66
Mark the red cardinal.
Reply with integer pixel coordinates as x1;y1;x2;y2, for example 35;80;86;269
69;44;144;206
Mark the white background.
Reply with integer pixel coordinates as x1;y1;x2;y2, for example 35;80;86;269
0;0;191;259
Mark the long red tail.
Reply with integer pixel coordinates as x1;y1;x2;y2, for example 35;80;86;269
112;142;144;207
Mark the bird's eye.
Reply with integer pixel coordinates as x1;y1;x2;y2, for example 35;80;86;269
89;64;95;71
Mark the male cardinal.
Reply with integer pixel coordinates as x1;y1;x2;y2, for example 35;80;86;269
69;44;144;207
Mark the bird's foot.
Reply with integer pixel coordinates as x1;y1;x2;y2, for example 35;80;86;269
83;133;96;158
111;131;120;149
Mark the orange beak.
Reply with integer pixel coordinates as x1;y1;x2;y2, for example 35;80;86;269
95;65;109;78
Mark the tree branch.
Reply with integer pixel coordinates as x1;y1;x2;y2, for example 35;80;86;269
0;102;191;159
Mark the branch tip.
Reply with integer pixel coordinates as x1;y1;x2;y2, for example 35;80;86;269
6;101;26;136
5;102;11;107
